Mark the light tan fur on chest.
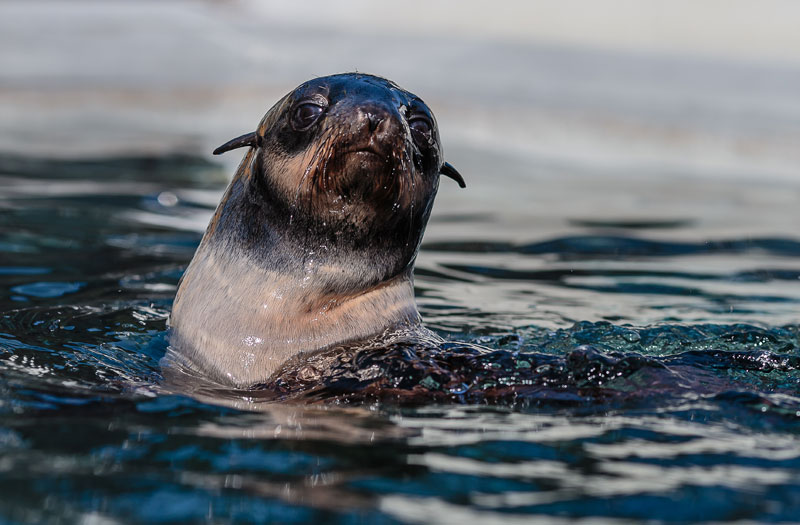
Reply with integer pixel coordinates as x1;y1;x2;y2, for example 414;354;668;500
168;245;420;386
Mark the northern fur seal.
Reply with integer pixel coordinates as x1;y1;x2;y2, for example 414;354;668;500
167;73;464;387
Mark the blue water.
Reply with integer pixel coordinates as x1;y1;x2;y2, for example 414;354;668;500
2;154;800;524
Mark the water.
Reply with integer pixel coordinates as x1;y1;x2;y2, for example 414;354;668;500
2;151;800;524
3;1;800;522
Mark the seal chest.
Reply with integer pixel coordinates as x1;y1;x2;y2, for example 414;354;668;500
167;73;465;387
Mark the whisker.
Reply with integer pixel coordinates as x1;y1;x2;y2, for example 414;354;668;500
321;128;340;193
290;135;329;223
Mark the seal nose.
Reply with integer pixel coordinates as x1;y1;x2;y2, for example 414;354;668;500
366;111;383;133
357;102;402;142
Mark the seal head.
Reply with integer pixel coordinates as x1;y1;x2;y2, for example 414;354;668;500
167;73;464;387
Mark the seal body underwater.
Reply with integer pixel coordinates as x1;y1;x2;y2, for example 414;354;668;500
166;73;465;388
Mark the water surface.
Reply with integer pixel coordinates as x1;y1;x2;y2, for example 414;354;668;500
2;153;800;523
3;1;800;522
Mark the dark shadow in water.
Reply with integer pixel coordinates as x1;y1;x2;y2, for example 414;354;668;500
0;154;224;186
425;236;800;259
568;218;695;229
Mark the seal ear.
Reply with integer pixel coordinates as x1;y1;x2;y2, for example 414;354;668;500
440;162;466;188
212;132;259;155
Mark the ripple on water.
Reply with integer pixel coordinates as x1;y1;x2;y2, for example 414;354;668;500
2;153;800;523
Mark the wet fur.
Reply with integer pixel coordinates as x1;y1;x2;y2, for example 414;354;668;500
167;74;447;387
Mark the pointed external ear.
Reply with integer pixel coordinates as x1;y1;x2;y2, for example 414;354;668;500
440;161;466;188
212;132;259;155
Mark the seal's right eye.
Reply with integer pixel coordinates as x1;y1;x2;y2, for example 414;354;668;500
409;117;433;148
292;103;324;130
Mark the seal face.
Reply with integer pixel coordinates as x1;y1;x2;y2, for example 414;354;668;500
166;73;464;387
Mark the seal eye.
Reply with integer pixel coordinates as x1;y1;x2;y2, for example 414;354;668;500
409;117;433;148
292;103;324;130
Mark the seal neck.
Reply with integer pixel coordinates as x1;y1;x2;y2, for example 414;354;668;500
169;243;421;386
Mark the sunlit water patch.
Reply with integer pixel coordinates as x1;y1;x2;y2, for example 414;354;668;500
1;155;800;523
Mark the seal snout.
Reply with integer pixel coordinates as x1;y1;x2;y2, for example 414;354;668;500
347;101;406;160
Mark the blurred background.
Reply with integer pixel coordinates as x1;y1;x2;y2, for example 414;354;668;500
4;4;800;523
2;0;800;327
3;0;800;170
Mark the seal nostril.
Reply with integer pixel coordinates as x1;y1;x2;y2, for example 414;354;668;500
367;112;383;133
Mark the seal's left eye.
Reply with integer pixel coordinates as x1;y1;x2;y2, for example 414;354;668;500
409;117;433;147
293;103;324;130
